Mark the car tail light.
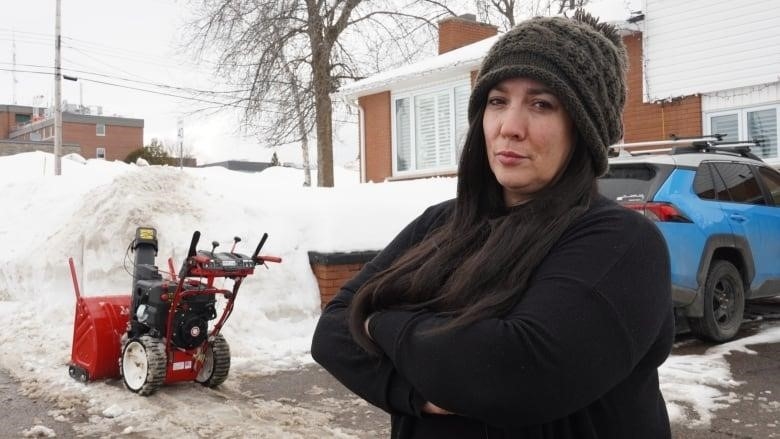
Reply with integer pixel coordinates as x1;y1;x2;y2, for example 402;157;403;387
620;202;692;222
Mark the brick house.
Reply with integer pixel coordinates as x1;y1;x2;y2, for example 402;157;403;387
0;104;144;161
335;3;780;183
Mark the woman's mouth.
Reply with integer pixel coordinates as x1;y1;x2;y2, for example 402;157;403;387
496;150;527;166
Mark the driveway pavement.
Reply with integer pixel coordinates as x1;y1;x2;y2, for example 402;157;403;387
3;302;780;438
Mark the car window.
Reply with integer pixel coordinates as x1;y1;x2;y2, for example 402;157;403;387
598;164;659;202
693;163;716;200
757;166;780;205
712;165;731;201
712;163;766;205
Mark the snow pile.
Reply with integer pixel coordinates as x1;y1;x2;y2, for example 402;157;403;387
0;151;779;435
0;151;455;436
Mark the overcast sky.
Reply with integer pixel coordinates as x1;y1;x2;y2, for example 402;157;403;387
0;0;640;164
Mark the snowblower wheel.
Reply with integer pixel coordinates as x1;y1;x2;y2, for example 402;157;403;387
120;336;167;396
196;334;230;388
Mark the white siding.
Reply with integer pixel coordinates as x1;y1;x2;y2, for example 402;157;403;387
643;0;780;102
702;82;780;112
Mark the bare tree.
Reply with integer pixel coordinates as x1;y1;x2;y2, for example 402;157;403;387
279;52;313;186
157;137;195;160
474;0;590;30
185;0;450;187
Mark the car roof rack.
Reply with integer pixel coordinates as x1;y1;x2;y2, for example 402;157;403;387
608;134;763;161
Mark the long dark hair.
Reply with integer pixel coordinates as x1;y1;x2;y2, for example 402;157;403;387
349;105;598;354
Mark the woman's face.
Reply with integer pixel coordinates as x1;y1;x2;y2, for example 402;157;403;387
483;77;575;206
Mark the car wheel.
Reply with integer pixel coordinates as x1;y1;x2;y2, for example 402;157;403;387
689;260;745;342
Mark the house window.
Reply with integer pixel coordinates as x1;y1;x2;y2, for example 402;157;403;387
392;79;470;175
96;123;106;136
706;105;779;159
96;147;106;159
14;114;30;126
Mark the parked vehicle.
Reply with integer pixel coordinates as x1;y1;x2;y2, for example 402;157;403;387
598;136;780;342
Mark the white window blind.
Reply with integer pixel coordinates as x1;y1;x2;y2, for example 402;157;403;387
395;99;411;171
392;79;470;175
707;105;780;159
747;109;777;159
453;84;470;162
711;114;739;141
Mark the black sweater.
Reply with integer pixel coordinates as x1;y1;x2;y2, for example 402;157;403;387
311;196;674;438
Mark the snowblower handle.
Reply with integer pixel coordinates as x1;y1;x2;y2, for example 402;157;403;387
258;256;282;264
187;231;201;258
252;233;268;260
68;257;82;300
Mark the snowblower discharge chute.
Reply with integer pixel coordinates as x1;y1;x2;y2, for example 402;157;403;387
68;226;281;395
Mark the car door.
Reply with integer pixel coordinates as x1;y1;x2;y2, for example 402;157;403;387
711;162;780;297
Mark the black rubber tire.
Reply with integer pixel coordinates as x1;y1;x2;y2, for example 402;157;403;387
689;260;745;342
120;336;167;396
195;334;230;388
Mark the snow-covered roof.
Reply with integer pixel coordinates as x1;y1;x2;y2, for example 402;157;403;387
335;35;498;101
335;18;636;102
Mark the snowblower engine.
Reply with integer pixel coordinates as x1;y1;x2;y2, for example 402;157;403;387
67;225;281;396
68;226;281;394
129;230;217;349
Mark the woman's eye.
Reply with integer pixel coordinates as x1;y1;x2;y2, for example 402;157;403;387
532;100;552;109
487;96;505;106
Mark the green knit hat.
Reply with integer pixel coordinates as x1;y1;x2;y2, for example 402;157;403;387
468;10;627;176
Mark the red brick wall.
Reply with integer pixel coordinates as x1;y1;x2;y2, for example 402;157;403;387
438;17;497;54
0;111;10;139
62;122;143;161
311;262;366;309
360;92;392;182
622;33;702;142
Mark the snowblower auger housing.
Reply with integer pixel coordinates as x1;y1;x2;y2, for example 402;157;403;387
68;226;281;395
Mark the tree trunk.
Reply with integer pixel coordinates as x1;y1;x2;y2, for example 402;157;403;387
311;50;334;187
301;136;312;187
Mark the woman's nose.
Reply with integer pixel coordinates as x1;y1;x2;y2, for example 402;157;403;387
499;105;528;140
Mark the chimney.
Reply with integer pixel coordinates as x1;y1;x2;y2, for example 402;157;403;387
438;14;498;55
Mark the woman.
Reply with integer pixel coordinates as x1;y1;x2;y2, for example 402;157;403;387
312;10;674;439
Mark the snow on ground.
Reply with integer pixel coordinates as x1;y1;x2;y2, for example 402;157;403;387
0;151;779;435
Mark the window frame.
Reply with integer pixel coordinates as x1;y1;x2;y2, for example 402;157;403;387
96;123;106;137
390;77;470;177
705;104;779;159
96;147;106;159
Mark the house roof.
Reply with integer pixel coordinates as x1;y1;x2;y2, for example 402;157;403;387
335;19;637;102
335;35;497;101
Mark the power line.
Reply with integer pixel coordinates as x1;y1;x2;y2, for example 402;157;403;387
0;66;357;124
3;61;264;99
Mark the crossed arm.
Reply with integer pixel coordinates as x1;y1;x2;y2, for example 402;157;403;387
311;202;671;428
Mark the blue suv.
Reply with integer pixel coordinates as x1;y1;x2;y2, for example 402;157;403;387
598;139;780;342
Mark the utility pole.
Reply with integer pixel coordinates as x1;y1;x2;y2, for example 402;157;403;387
177;119;184;170
53;0;62;175
12;32;17;105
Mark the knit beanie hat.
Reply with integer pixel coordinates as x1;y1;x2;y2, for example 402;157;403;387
468;10;627;176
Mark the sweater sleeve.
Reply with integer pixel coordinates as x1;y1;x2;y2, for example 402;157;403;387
310;200;452;416
367;205;672;428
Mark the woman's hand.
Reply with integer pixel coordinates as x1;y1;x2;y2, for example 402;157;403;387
364;313;376;341
422;401;453;415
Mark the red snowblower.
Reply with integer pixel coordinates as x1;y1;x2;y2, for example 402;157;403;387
68;226;281;395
